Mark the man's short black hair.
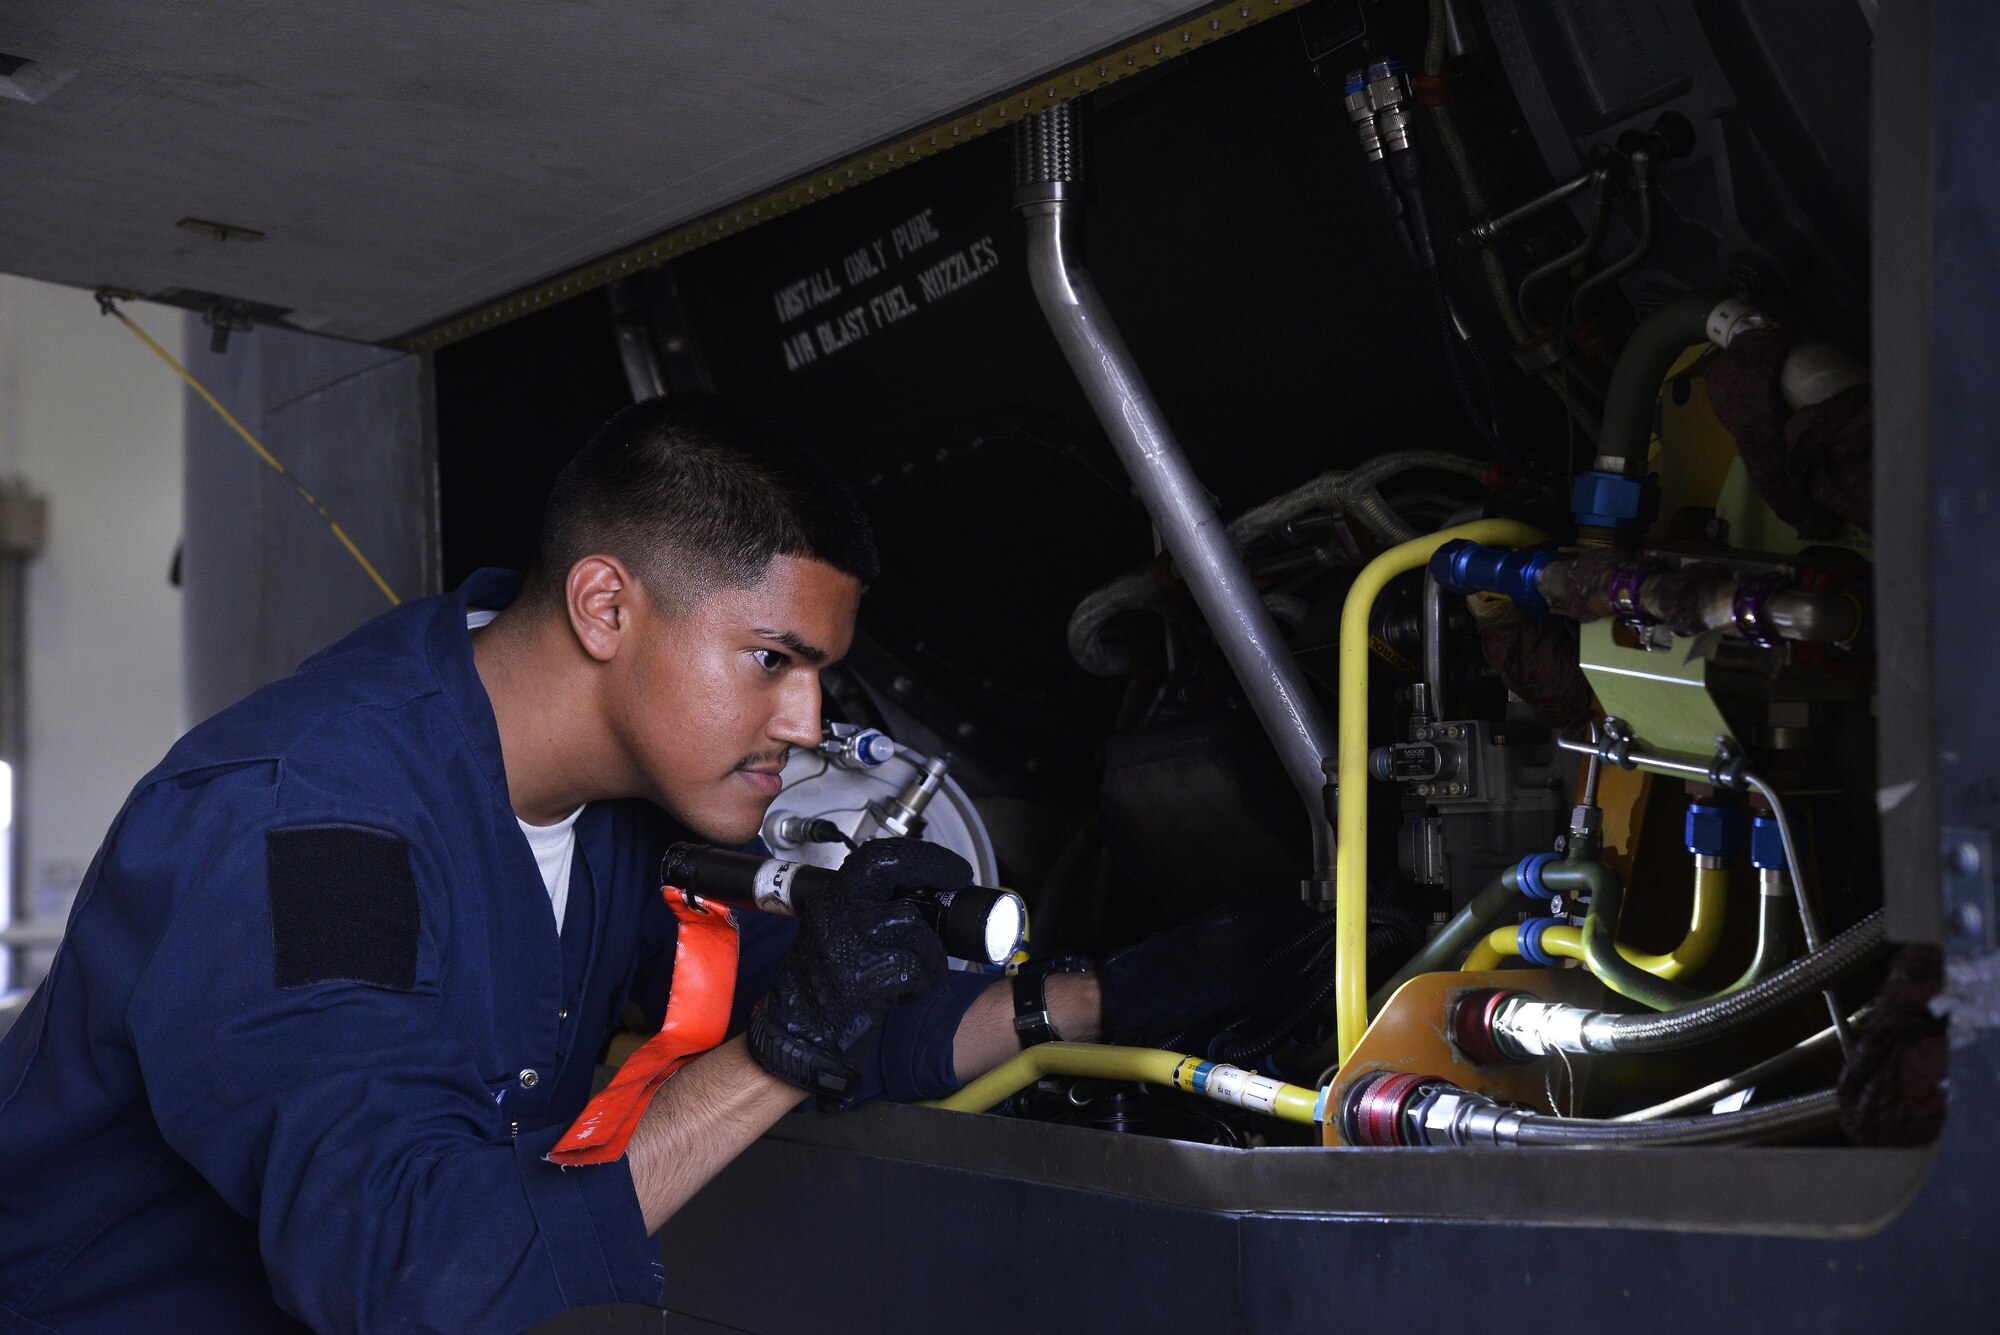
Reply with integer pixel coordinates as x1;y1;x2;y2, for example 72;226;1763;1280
526;394;879;609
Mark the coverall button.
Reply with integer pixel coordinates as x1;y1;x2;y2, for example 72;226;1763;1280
518;1068;539;1089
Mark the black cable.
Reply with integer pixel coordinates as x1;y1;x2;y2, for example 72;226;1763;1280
802;818;857;850
1392;150;1533;477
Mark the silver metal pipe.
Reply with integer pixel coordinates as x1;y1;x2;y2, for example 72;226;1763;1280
1461;169;1598;247
1421;571;1448;719
1612;1013;1856;1122
1016;109;1336;895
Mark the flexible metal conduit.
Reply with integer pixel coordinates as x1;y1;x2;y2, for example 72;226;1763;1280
1613;1016;1853;1122
1490;909;1885;1057
1015;102;1339;897
924;1042;1325;1127
1066;450;1490;677
1331;520;1545;1062
1345;1070;1839;1147
1509;1089;1838;1147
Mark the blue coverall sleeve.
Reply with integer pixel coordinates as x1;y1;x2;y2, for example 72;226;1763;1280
125;787;659;1335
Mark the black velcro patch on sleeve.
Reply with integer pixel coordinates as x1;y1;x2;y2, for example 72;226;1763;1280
267;826;421;991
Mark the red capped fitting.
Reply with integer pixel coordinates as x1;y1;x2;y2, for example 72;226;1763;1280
1341;1070;1437;1147
1414;71;1452;107
1452;988;1538;1065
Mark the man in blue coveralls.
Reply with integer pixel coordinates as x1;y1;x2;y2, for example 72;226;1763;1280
0;395;1280;1335
0;395;1273;1334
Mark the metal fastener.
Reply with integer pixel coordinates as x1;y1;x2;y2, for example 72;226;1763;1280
519;1068;539;1089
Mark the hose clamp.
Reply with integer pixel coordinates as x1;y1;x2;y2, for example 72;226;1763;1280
1598;717;1636;769
1605;562;1658;629
1517;916;1559;967
1731;574;1790;648
1707;737;1747;791
1516;851;1561;901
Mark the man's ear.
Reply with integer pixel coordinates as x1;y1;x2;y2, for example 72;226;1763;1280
564;555;639;664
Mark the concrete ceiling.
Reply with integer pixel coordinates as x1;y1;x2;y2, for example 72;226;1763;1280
0;1;1200;344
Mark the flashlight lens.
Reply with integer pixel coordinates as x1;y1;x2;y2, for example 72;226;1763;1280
985;893;1025;965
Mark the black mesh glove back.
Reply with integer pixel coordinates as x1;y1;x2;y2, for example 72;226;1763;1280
1096;900;1320;1050
747;837;963;1108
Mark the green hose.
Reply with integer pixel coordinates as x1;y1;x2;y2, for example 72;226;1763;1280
1369;869;1522;1017
1598;288;1723;473
1725;878;1792;992
1560;858;1701;1011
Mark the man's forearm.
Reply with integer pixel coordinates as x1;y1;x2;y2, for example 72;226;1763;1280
624;1034;802;1234
951;972;1103;1083
622;974;1106;1226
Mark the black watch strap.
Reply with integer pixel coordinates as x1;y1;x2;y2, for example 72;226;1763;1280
1012;953;1093;1049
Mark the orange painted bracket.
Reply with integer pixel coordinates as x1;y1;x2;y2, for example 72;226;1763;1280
1324;967;1608;1146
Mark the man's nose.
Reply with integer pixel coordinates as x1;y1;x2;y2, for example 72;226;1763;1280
768;675;822;748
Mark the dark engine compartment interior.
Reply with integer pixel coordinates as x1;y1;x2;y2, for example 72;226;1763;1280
434;0;1923;1163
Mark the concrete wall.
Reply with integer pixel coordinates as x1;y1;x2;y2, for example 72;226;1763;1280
180;324;437;725
0;277;185;986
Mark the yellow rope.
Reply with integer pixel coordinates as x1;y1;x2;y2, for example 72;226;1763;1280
97;295;401;606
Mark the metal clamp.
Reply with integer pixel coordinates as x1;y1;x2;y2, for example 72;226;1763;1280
1598;716;1636;770
1731;574;1791;648
1605;562;1657;629
1707;736;1748;790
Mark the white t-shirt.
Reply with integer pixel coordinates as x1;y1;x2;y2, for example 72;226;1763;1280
468;609;583;933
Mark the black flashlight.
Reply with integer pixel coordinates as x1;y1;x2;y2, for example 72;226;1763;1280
660;843;1026;968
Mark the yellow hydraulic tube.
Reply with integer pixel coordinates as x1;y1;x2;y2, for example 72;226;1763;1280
1334;519;1546;1065
922;1042;1324;1128
1463;865;1730;977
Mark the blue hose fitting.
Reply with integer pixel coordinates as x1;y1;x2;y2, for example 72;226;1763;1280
1749;815;1787;870
1515;851;1561;900
1684;802;1743;859
1517;916;1560;967
1570;470;1660;533
1431;541;1561;618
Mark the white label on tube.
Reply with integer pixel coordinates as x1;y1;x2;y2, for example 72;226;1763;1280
752;861;799;915
1206;1064;1282;1115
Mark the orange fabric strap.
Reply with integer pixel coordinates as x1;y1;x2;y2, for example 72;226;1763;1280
548;886;739;1165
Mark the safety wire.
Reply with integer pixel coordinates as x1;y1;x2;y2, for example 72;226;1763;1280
95;293;401;606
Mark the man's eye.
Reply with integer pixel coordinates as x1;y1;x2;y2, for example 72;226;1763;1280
752;649;789;674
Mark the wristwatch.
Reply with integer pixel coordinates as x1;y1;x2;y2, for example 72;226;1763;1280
1012;953;1093;1049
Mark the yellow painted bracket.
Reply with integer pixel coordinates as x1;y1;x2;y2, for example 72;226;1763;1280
1577;619;1735;763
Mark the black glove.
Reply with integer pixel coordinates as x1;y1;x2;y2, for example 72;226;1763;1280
1096;900;1321;1050
747;837;962;1107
